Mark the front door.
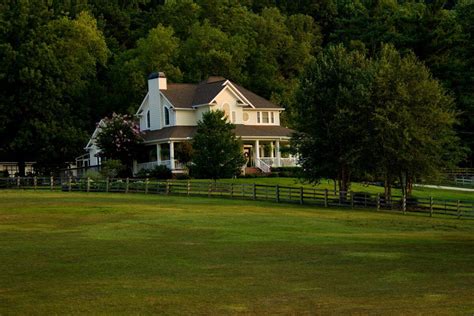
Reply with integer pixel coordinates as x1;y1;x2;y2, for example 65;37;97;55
243;146;253;167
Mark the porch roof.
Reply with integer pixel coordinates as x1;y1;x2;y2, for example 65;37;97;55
143;125;294;142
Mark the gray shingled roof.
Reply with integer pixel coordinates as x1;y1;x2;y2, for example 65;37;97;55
143;125;294;142
160;77;281;109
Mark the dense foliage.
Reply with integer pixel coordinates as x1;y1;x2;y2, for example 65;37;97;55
0;0;472;175
293;44;463;197
191;110;246;179
95;113;143;171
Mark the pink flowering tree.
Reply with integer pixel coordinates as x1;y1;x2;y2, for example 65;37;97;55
95;113;144;172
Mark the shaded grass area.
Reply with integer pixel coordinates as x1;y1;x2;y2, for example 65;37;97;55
0;191;473;314
183;177;474;201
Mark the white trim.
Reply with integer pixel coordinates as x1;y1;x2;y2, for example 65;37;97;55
221;80;255;108
135;93;149;116
209;83;253;108
85;119;105;149
192;103;211;109
159;91;176;109
244;108;285;111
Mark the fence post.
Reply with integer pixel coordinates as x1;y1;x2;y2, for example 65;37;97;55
208;182;212;198
230;183;234;198
50;176;54;191
252;183;256;200
429;196;433;217
402;195;406;214
457;200;461;219
86;177;90;192
350;191;354;209
376;193;380;211
16;176;20;189
299;187;304;205
125;178;129;193
276;185;280;203
68;176;72;192
166;181;170;195
364;193;367;207
106;177;109;193
33;176;37;190
145;178;149;194
187;181;191;196
324;189;328;207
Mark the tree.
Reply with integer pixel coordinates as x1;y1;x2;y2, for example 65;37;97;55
95;113;144;172
0;3;107;175
191;110;246;179
175;141;194;167
292;44;373;193
371;44;464;198
109;24;181;113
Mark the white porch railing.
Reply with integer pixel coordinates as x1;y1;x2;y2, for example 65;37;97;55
137;160;185;172
256;159;271;173
280;157;298;167
260;157;299;168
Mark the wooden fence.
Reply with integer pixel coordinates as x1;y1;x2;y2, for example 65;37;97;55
1;177;473;220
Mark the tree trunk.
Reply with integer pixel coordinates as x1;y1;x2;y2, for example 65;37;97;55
407;174;413;196
384;173;392;203
399;171;407;198
338;165;351;200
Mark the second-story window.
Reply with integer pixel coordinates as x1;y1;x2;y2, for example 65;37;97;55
164;107;170;126
257;111;274;124
146;110;151;129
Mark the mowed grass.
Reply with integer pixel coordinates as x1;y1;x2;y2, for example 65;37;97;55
183;177;474;200
0;191;473;314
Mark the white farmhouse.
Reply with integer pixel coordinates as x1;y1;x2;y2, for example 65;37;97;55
85;72;297;174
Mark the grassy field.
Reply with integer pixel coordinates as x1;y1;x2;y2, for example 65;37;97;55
184;177;474;201
0;190;473;314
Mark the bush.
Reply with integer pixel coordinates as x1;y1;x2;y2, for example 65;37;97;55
176;173;191;180
271;167;302;178
137;165;172;180
100;159;125;179
84;170;103;181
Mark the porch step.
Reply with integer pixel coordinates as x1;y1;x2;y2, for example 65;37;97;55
244;167;262;175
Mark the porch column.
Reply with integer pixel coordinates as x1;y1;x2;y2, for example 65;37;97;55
276;140;281;167
255;139;260;167
156;144;161;163
169;141;175;170
270;142;275;158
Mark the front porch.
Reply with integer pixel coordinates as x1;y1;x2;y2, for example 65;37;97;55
136;139;298;174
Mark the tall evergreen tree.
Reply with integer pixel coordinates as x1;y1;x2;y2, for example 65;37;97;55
191;110;246;179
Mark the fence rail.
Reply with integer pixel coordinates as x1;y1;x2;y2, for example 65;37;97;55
1;177;473;220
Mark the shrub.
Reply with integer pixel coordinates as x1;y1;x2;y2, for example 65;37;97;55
84;170;103;181
100;159;125;179
271;167;302;178
176;173;191;180
138;165;173;180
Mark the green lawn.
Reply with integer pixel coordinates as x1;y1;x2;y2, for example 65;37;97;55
182;177;474;201
0;191;473;314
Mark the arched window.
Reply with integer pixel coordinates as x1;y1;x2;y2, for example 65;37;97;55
146;110;151;129
164;107;170;126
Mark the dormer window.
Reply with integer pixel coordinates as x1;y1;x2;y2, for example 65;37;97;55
164;107;170;126
146;110;151;129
